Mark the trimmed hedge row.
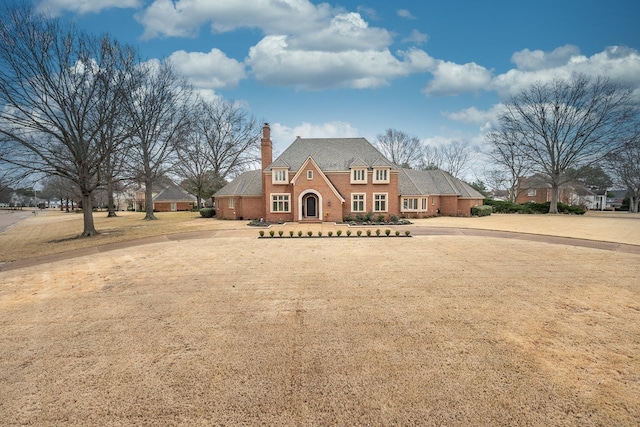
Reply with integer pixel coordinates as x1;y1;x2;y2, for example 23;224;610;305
199;208;215;218
471;205;493;217
483;199;586;215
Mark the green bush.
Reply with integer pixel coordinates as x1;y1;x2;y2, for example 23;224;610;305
471;205;493;217
336;229;342;236
395;230;400;236
327;231;333;237
355;213;366;222
375;229;381;236
376;215;385;222
289;230;294;237
357;230;362;237
367;230;372;237
269;230;275;237
346;230;352;237
278;230;284;237
317;231;322;237
385;229;391;236
364;212;374;222
199;207;215;218
307;231;313;237
259;230;265;237
343;214;354;222
389;214;399;223
298;230;303;237
483;199;522;213
405;230;411;237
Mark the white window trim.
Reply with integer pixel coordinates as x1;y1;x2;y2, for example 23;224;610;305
307;170;313;180
527;189;537;196
350;168;367;184
401;197;419;212
272;168;289;184
351;193;366;213
270;193;291;213
373;167;390;184
373;192;388;213
228;198;235;208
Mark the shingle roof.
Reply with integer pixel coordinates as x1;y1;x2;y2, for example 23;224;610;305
265;137;394;172
153;182;197;202
214;170;262;197
398;169;484;198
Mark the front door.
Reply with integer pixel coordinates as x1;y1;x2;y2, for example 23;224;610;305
305;195;317;217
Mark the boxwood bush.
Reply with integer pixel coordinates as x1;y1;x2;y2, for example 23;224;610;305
471;205;493;217
199;207;215;218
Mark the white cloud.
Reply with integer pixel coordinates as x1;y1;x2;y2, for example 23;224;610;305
136;0;333;40
168;49;246;89
402;29;429;45
423;60;493;96
270;121;360;153
397;9;416;19
511;45;580;71
492;45;640;97
247;36;432;90
36;0;141;16
442;105;507;132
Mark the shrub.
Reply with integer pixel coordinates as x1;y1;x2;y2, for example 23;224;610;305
327;231;333;237
357;230;362;237
317;231;323;237
375;229;381;236
298;230;303;237
346;230;352;237
364;212;373;222
199;207;215;218
336;229;342;236
355;213;366;222
376;215;385;222
483;199;522;213
405;230;411;237
385;229;391;236
289;230;294;237
343;214;354;222
389;214;399;223
471;205;493;217
367;230;372;237
278;230;284;237
307;231;313;237
269;230;275;237
259;230;265;237
395;230;400;236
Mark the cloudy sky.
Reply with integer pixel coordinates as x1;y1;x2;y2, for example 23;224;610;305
29;0;640;168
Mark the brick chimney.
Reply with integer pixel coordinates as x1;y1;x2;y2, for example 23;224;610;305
261;122;272;172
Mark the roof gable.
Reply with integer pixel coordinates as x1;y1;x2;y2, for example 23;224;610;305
214;170;262;197
399;169;484;198
153;182;196;202
291;157;345;203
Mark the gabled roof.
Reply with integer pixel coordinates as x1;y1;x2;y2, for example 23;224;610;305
153;182;197;202
399;169;484;198
265;137;394;172
214;170;262;197
269;157;291;169
290;157;345;203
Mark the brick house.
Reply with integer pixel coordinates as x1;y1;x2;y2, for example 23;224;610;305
151;181;196;212
214;124;484;222
516;175;573;205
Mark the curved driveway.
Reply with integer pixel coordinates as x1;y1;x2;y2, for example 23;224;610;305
0;210;34;233
1;224;639;273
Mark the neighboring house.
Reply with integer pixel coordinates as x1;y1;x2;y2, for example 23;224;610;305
151;181;196;212
214;124;484;222
516;175;573;205
606;190;627;210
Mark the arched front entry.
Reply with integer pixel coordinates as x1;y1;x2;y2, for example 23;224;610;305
298;190;322;221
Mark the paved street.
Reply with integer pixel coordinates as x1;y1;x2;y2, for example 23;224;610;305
0;210;34;233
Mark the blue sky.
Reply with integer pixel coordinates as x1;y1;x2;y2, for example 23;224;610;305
27;0;640;176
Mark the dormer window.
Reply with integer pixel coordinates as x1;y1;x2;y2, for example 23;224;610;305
272;168;288;184
373;167;389;184
351;168;367;184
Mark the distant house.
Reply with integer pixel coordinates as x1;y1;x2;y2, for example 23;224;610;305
606;190;627;210
516;175;574;205
214;123;484;222
151;181;196;212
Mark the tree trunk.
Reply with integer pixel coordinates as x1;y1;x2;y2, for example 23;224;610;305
106;177;117;217
630;194;639;213
196;195;202;210
549;183;559;214
144;180;157;220
80;192;98;237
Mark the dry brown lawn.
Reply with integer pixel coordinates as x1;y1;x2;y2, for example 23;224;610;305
0;211;639;425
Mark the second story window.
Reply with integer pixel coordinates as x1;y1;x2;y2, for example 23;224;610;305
373;168;389;183
351;168;367;184
272;168;288;184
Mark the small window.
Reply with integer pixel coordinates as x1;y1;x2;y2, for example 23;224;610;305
527;189;537;196
307;170;313;180
272;168;288;184
228;198;235;208
402;198;418;211
352;193;365;212
422;198;427;210
374;193;387;212
351;168;367;184
373;168;389;183
271;194;290;212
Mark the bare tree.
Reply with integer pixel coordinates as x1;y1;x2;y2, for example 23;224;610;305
173;98;261;208
485;129;532;202
608;128;640;213
419;145;443;170
375;129;424;169
493;74;636;213
124;60;193;220
439;140;474;179
0;5;136;235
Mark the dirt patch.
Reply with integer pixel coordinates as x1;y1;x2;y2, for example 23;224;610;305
1;236;639;425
